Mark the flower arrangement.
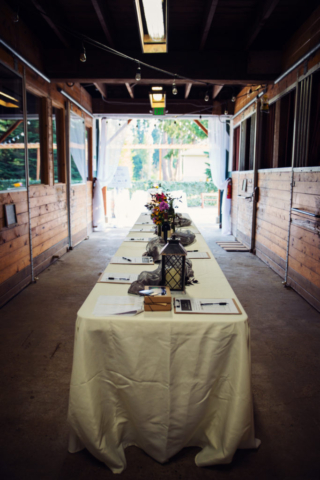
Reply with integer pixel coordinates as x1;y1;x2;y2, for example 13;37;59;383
145;186;182;235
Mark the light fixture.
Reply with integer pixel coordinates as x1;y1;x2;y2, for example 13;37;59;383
172;80;178;95
67;82;74;87
149;86;166;115
231;96;236;102
0;99;19;108
204;91;209;102
224;110;228;115
135;0;167;53
135;63;141;81
80;43;86;62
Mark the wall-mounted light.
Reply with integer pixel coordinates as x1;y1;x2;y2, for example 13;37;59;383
135;0;167;53
149;86;166;115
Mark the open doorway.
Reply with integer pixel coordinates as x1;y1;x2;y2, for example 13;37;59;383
96;117;219;228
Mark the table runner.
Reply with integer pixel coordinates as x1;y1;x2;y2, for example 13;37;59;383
67;213;260;473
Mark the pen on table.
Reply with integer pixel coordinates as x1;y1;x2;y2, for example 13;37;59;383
108;277;129;281
200;302;228;306
122;257;132;262
187;250;198;252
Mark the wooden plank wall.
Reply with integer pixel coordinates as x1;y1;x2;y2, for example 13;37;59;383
0;4;94;307
255;170;291;278
287;171;320;311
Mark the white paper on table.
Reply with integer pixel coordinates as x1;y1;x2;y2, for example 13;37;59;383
174;298;240;314
110;256;154;265
98;273;139;284
124;237;154;242
186;252;210;259
93;295;144;316
135;221;154;225
131;228;155;232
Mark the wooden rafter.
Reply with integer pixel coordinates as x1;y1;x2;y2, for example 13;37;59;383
125;83;135;99
245;0;281;49
0;120;23;144
193;120;208;136
94;82;107;99
185;83;192;99
212;85;223;99
91;0;115;48
200;0;219;51
31;0;70;47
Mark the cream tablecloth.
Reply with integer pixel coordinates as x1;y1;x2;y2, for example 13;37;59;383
68;214;260;473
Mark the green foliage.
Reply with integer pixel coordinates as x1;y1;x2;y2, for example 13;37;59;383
204;162;212;181
132;119;149;180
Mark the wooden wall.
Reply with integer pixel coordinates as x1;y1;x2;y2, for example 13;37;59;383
255;170;291;279
230;8;320;312
0;4;94;307
288;170;320;311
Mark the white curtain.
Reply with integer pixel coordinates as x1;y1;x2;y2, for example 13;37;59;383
208;117;231;235
93;119;129;231
70;113;86;181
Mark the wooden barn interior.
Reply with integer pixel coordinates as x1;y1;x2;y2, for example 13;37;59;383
0;0;319;479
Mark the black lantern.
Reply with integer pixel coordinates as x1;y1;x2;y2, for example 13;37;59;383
160;235;187;291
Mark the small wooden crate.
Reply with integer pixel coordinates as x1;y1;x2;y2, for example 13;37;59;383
144;286;172;312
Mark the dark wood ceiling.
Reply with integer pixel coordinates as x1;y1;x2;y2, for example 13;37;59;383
9;0;320;114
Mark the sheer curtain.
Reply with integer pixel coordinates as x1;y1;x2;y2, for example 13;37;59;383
208;117;231;235
70;113;86;181
93;119;129;231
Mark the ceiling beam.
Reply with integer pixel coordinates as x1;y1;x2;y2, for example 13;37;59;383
31;0;70;47
94;82;107;98
92;98;221;115
193;120;208;135
245;0;281;49
91;0;115;48
125;83;135;99
212;85;223;99
200;0;219;51
0;120;23;143
185;83;192;99
46;49;279;84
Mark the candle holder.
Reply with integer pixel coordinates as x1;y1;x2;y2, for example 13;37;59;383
160;235;187;291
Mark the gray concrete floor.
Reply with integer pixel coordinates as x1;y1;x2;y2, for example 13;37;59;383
0;214;319;480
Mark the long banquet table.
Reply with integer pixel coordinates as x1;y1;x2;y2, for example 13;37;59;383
67;213;260;473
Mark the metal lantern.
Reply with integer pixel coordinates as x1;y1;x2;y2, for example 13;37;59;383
160;235;187;291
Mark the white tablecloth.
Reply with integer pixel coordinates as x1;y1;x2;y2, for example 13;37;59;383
68;214;260;473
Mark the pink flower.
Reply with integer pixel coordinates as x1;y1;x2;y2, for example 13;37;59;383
159;201;169;211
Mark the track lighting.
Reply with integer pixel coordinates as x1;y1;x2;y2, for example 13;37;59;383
135;64;141;81
80;43;86;62
172;80;178;95
204;91;209;102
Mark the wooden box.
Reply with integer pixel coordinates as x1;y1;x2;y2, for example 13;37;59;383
144;286;172;312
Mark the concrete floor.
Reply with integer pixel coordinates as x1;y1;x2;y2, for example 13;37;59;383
0;211;320;480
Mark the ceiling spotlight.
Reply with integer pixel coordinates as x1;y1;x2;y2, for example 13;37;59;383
80;43;86;62
231;96;236;102
204;91;209;102
67;82;74;87
172;80;178;95
135;63;141;81
224;110;228;115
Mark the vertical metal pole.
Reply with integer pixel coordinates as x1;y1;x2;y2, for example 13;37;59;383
22;67;35;282
250;109;260;252
284;77;299;285
305;74;313;166
65;101;72;249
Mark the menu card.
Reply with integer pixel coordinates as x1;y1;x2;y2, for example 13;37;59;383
110;256;154;265
93;295;144;316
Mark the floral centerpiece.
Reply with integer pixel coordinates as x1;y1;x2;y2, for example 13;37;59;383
145;186;180;237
